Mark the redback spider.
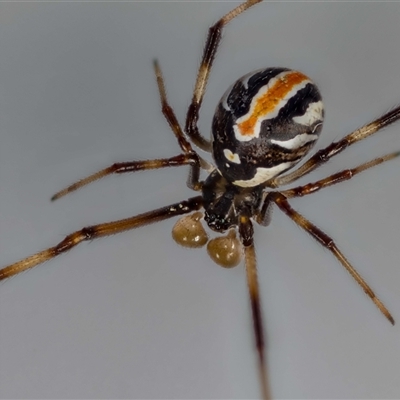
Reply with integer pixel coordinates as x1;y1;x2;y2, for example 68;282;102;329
1;2;400;399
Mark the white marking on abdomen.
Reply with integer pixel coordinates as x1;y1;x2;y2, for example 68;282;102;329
233;162;294;187
240;70;259;90
271;133;318;150
223;149;241;164
221;92;231;111
293;101;324;126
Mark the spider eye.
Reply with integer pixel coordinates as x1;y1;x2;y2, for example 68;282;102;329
172;212;208;248
207;229;242;268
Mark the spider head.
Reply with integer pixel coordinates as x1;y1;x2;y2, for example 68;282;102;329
202;169;263;233
202;170;238;233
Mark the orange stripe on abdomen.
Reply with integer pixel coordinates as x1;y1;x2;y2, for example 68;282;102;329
235;71;310;139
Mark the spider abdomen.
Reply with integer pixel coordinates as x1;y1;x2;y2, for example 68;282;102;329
212;68;324;187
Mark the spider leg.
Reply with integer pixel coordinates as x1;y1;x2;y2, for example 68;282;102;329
153;60;193;154
268;192;394;325
0;196;202;281
185;0;262;152
154;59;217;190
52;59;218;201
280;150;400;198
239;213;271;400
51;154;199;201
270;105;400;187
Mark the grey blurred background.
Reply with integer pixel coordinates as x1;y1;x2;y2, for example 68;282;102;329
1;2;400;399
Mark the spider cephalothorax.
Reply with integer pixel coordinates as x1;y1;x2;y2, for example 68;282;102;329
202;170;263;233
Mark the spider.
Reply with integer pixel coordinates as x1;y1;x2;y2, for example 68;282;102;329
1;1;400;398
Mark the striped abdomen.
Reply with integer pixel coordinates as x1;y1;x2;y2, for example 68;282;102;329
212;68;324;187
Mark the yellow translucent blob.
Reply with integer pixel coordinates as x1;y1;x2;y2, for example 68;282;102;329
207;229;243;268
172;212;208;248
